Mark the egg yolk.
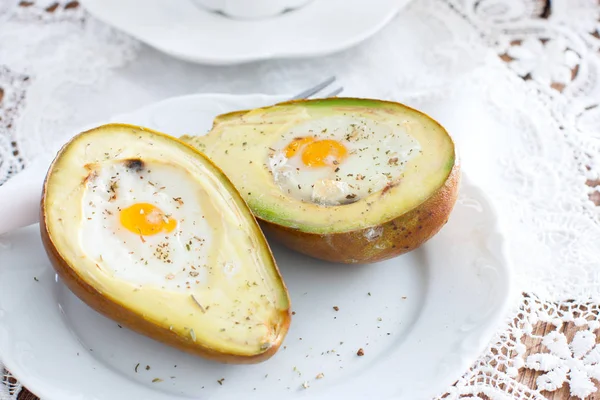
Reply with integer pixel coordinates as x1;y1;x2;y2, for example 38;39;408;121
301;139;348;167
284;137;315;158
120;203;177;236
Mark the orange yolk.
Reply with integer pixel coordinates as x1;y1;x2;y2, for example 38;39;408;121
301;139;348;167
284;137;315;158
120;203;177;236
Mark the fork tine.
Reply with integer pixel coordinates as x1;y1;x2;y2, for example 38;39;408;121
323;87;344;98
289;76;336;100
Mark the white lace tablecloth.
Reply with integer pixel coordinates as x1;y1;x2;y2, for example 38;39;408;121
2;0;600;399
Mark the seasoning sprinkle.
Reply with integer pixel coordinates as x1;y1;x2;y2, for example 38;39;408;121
191;294;206;313
260;342;272;350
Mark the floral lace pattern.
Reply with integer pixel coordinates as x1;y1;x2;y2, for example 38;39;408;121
0;66;29;183
2;0;600;399
438;0;600;398
441;293;600;399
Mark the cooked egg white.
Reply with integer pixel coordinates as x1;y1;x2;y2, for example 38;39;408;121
267;115;421;206
79;159;253;298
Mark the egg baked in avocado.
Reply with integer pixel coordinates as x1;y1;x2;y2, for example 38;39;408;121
182;98;459;264
40;123;291;363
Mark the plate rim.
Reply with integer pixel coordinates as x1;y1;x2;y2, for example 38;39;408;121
78;0;410;65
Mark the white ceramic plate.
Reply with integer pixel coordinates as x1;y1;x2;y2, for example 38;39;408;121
78;0;410;65
0;94;511;400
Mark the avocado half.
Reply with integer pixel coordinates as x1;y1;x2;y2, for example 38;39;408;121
182;98;460;264
40;123;291;363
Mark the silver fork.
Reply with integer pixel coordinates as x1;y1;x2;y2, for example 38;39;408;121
288;76;344;100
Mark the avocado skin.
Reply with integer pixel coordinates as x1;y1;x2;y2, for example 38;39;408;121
259;162;459;264
39;124;291;364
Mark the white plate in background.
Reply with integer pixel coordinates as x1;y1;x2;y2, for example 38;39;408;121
79;0;412;65
0;94;511;400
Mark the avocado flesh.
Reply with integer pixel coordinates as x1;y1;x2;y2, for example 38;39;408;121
182;98;457;235
41;123;291;363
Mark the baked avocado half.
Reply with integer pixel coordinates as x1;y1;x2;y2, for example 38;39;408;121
40;123;291;363
182;98;460;264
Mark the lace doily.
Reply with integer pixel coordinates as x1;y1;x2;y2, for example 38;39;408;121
2;0;600;399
